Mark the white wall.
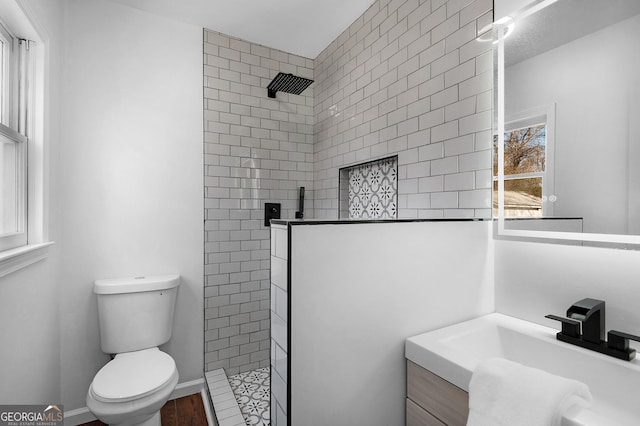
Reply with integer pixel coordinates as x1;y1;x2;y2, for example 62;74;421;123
0;0;64;406
59;0;203;411
495;240;640;337
289;221;494;426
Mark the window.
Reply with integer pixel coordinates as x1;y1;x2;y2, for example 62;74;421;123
1;122;28;250
0;2;50;276
0;21;29;251
493;106;555;218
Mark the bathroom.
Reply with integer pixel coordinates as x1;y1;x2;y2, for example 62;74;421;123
0;0;639;425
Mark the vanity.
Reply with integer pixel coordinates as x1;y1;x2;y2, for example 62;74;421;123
405;313;640;426
406;359;468;426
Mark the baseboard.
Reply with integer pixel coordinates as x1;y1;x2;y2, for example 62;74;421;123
64;378;205;426
64;407;95;426
171;377;205;399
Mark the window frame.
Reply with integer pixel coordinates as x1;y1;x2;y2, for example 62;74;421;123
0;22;12;125
493;104;556;218
0;19;28;251
0;124;28;251
0;1;52;276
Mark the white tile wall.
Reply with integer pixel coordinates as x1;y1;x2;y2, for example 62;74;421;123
313;0;493;219
270;224;288;426
204;29;314;375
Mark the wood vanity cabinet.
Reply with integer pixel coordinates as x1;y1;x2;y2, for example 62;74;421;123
406;360;469;426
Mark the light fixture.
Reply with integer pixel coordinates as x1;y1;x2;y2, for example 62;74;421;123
476;16;515;44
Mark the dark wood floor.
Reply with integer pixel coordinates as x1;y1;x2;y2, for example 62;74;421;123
80;393;208;426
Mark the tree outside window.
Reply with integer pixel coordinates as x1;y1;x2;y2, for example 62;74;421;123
493;124;546;217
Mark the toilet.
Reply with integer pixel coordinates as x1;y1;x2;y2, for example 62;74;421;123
86;275;180;426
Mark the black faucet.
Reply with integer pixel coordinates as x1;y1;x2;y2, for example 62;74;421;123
546;298;640;361
566;298;605;344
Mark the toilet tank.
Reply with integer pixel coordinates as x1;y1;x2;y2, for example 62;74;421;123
94;274;180;354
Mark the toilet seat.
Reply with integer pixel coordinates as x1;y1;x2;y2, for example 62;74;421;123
90;348;177;403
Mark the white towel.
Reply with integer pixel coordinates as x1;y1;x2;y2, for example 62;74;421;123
466;358;592;426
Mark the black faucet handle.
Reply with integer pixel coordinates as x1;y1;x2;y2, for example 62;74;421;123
545;314;581;338
607;330;640;352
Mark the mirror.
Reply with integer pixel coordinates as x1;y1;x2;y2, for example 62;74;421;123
495;0;640;246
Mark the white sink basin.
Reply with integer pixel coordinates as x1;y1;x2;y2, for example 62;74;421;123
405;313;640;426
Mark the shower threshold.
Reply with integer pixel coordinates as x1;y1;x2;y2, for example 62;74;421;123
205;367;270;426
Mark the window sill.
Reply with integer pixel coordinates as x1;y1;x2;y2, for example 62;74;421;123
0;242;54;278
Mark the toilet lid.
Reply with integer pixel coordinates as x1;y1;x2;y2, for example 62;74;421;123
91;348;176;403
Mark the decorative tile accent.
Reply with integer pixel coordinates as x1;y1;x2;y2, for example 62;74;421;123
229;367;271;426
345;157;398;219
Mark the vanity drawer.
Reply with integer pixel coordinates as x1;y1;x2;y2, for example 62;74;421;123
406;360;469;426
406;398;445;426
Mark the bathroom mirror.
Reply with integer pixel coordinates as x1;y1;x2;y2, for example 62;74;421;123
494;0;640;246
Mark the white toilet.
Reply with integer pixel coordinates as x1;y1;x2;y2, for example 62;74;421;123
86;275;181;426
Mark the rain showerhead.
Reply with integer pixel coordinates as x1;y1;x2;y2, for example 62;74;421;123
267;72;314;98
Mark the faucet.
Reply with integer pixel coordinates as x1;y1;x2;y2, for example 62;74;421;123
566;298;605;344
546;298;640;361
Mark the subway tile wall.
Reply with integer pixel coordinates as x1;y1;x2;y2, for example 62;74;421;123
270;224;288;426
203;29;314;374
313;0;493;219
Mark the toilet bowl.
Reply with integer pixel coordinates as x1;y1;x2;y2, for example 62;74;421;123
86;275;180;426
86;348;179;426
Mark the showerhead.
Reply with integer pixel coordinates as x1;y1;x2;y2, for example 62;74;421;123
267;72;314;98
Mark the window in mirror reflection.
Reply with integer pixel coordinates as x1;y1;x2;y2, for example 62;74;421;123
493;124;546;217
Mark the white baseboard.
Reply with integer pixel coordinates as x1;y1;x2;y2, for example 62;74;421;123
64;407;95;426
64;378;205;426
171;377;205;399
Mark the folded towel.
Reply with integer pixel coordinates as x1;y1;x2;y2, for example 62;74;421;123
466;358;592;426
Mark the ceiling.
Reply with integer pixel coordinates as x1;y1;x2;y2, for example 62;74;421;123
107;0;378;59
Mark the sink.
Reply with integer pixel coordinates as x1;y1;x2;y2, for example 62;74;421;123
405;313;640;426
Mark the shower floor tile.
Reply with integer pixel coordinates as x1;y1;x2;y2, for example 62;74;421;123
228;367;270;426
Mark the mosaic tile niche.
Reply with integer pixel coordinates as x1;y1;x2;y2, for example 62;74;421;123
340;156;398;219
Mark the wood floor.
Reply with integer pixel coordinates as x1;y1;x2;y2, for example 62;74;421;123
80;393;208;426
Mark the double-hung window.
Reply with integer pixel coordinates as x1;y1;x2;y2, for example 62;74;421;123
0;21;30;252
493;105;555;218
0;2;49;275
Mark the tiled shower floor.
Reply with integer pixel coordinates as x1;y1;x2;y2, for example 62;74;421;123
228;367;271;426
